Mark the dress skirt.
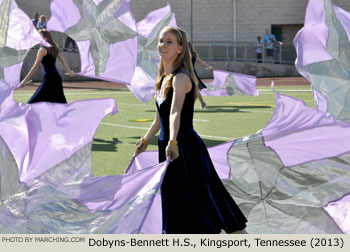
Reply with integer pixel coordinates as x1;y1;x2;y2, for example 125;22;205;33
159;131;247;234
28;73;67;104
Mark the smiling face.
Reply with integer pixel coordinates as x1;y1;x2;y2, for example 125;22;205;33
157;31;183;65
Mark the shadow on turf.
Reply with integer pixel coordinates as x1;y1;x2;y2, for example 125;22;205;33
92;138;121;152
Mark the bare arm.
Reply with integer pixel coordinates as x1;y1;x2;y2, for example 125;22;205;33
169;73;192;141
57;51;76;77
196;56;213;69
143;111;161;142
20;47;46;87
135;110;161;156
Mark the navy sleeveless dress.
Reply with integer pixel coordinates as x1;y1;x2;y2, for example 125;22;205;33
156;68;247;234
28;51;67;104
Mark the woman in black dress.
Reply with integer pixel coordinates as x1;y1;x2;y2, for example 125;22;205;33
188;42;212;109
135;26;247;234
20;29;75;103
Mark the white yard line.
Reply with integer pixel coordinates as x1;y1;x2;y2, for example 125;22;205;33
193;119;209;122
258;89;312;92
14;91;131;97
100;122;232;140
240;110;273;114
101;122;149;130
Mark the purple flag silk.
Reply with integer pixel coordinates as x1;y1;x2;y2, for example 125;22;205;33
131;143;235;234
1;0;171;234
47;0;138;85
0;135;169;233
262;91;350;167
0;1;120;184
200;70;258;97
48;1;177;103
0;96;117;183
135;89;350;234
129;4;177;103
324;194;350;234
225;91;350;233
294;0;350;121
0;0;49;86
2;0;350;234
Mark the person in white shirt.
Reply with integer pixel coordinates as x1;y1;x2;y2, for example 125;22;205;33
254;36;263;63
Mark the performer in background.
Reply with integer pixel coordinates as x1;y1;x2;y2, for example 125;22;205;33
20;29;75;103
188;42;212;109
135;26;247;234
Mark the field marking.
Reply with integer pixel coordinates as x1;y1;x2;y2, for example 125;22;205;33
117;102;152;107
100;122;232;140
193;119;209;122
228;102;276;107
258;89;312;92
240;110;273;114
101;122;148;130
14;91;132;97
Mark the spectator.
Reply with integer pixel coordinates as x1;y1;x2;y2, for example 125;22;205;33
37;15;47;29
271;37;283;64
254;36;263;63
263;29;276;63
32;13;39;29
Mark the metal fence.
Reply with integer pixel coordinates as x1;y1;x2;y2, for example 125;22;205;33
193;41;297;65
42;33;297;64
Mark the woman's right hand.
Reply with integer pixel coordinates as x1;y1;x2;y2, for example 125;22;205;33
65;71;76;77
135;137;149;156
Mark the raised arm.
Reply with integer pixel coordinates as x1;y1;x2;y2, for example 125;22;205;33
20;47;46;87
196;56;213;70
57;51;76;77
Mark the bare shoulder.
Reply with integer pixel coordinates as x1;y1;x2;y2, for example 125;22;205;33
38;47;47;56
172;73;191;92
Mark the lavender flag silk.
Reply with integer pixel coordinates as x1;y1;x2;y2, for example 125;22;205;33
128;4;177;103
0;0;170;233
47;0;138;85
137;90;350;234
294;0;350;121
1;0;350;234
200;70;258;97
48;1;177;103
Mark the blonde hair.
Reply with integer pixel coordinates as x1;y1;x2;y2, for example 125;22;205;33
188;42;198;59
155;27;198;100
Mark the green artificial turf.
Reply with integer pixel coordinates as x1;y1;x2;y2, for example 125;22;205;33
13;85;314;176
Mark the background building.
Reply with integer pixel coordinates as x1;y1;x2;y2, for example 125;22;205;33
16;0;350;77
17;0;350;43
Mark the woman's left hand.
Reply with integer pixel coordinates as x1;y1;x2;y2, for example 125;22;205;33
19;80;32;88
166;140;179;162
